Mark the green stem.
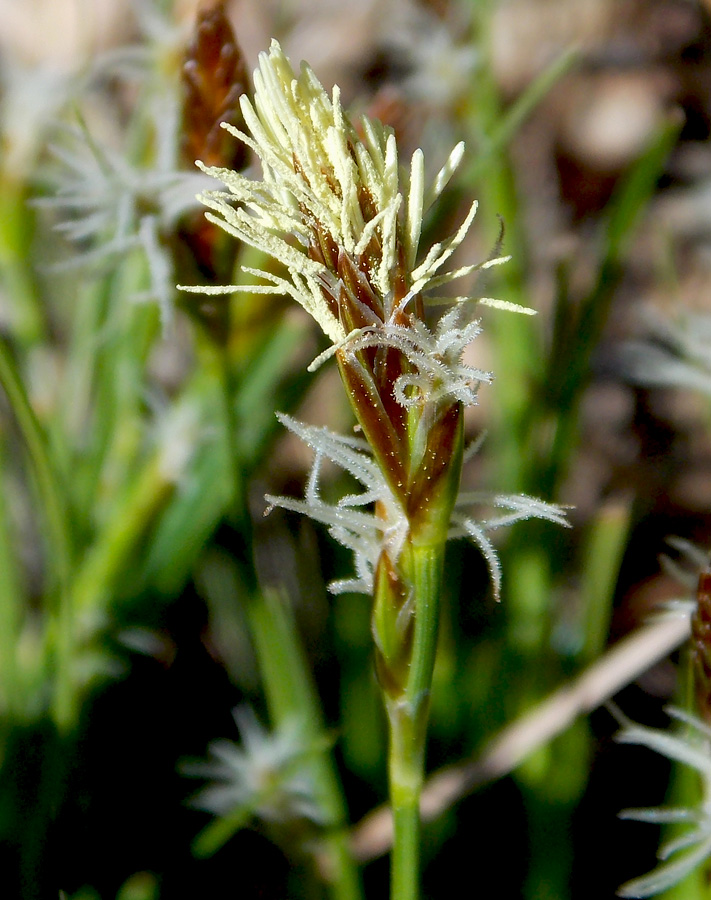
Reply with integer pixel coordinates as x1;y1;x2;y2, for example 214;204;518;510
0;178;46;347
71;451;177;615
0;339;72;592
390;788;420;900
387;542;445;900
466;46;579;184
0;337;75;731
247;586;363;900
0;441;24;722
213;334;363;900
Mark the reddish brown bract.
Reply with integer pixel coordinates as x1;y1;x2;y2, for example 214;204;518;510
180;1;248;171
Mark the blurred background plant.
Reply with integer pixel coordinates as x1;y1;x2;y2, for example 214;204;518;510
3;0;711;898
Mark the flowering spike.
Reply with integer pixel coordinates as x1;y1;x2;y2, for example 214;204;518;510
180;1;248;171
182;41;568;897
182;35;569;608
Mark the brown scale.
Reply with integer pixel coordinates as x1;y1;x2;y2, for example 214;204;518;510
175;1;249;314
691;564;711;722
336;346;408;497
298;136;458;519
180;1;248;172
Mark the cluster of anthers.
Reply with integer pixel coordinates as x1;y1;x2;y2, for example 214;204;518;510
181;39;566;597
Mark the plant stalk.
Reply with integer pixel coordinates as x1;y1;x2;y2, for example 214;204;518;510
0;337;75;731
385;541;445;900
213;334;363;900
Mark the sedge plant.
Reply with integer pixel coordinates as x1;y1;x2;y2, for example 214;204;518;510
181;39;567;899
613;309;711;898
613;550;711;899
